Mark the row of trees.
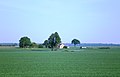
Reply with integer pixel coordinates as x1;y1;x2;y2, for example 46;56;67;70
19;32;80;50
19;37;43;48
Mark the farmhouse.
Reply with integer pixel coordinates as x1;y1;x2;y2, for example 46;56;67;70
80;46;87;49
59;43;65;49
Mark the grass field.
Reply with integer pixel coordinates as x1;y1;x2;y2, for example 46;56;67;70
0;47;120;77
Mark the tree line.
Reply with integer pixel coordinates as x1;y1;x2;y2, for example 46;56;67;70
19;32;80;51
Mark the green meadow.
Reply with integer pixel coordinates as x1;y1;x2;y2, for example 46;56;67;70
0;47;120;77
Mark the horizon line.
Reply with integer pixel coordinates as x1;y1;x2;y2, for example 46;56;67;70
0;42;120;44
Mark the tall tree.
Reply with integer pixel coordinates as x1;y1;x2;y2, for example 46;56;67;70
19;36;31;48
71;39;80;46
54;32;61;44
48;32;61;51
43;40;49;48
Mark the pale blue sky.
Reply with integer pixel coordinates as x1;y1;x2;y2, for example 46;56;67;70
0;0;120;43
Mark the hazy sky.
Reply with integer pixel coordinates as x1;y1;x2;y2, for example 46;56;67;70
0;0;120;43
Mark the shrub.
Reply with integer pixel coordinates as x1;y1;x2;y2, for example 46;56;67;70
38;44;44;48
30;42;38;48
98;47;110;49
63;46;68;49
80;46;82;49
71;51;74;52
64;50;69;52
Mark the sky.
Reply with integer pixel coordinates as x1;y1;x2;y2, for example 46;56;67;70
0;0;120;43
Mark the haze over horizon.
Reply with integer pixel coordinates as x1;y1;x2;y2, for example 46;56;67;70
0;0;120;44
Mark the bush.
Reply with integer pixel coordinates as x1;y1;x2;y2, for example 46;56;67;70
64;50;69;52
98;47;110;49
71;51;74;52
80;46;82;49
30;42;38;48
63;46;68;49
38;44;44;48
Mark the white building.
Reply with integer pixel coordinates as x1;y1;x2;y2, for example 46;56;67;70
59;43;65;49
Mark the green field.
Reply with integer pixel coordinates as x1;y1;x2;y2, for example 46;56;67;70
0;47;120;77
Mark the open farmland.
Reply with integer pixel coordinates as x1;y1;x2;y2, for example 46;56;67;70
0;47;120;77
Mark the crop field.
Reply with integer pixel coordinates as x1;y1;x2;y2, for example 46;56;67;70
0;47;120;77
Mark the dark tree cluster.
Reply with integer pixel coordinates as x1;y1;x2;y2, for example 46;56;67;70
19;32;62;51
19;37;31;48
44;32;61;51
19;32;81;50
71;39;80;46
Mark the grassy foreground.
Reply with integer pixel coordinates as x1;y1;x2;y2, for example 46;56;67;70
0;47;120;77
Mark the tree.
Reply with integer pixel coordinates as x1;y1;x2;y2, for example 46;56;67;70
71;39;80;46
19;36;31;48
48;32;61;51
30;42;38;48
43;40;49;48
38;44;44;48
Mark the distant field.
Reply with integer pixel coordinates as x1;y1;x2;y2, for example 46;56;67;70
0;47;120;77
